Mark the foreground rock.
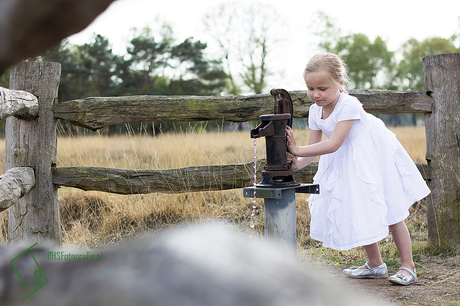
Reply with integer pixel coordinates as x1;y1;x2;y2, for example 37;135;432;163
0;223;387;305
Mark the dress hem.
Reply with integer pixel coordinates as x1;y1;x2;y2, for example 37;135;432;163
312;232;390;251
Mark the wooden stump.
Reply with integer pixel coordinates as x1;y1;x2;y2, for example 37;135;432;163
423;52;460;248
6;62;62;244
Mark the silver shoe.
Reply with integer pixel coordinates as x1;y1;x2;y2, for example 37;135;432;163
343;262;388;279
388;266;417;285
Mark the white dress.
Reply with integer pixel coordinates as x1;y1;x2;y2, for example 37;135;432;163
307;93;430;251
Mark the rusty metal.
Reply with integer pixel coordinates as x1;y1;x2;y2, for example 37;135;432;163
270;88;294;128
251;88;298;187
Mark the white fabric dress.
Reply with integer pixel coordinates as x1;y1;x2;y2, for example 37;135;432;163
307;93;430;251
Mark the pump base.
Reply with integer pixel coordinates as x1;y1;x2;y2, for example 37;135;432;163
256;172;299;188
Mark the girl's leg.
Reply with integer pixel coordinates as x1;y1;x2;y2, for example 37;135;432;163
359;242;384;269
343;242;387;278
389;221;415;275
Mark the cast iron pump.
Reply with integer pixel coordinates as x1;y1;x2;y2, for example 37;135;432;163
250;88;299;187
244;88;319;252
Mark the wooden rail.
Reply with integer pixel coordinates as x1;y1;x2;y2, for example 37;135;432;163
52;162;431;195
0;167;35;212
0;86;38;120
53;89;432;130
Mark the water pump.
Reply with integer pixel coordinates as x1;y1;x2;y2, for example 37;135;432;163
250;88;298;187
244;88;319;252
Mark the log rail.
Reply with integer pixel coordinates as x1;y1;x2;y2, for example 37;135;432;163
53;89;432;130
51;162;431;195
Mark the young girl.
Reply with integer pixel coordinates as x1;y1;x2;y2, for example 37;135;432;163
286;53;430;286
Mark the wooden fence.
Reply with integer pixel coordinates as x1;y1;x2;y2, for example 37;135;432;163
1;53;459;248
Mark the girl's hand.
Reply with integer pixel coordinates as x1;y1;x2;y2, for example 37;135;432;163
286;151;294;163
286;152;298;171
285;126;299;155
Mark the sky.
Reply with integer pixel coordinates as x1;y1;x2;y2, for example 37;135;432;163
68;0;460;91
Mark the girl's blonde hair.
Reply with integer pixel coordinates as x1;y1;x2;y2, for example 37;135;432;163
303;53;349;90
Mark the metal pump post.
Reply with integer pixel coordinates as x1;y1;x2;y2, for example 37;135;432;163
244;89;319;252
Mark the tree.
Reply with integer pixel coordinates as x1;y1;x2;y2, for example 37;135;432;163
42;35;120;101
78;34;117;97
336;34;394;89
169;38;227;96
116;25;173;95
394;37;458;91
204;2;282;94
312;12;395;89
1;25;229;135
203;4;241;95
240;4;270;94
42;40;89;102
311;11;342;53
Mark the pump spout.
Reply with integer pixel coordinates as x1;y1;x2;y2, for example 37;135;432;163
250;118;275;139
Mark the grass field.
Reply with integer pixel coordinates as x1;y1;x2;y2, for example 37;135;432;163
0;125;428;257
3;124;459;304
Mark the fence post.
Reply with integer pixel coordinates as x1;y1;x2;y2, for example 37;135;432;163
423;53;460;248
6;62;61;244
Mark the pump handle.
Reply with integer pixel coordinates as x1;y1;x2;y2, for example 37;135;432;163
270;88;294;128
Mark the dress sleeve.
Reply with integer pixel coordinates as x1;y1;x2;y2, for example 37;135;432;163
308;104;320;130
336;95;362;122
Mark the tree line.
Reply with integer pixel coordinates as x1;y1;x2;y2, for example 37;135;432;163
0;9;458;134
312;12;460;91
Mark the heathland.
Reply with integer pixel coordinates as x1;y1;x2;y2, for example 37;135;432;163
4;125;459;305
0;125;427;247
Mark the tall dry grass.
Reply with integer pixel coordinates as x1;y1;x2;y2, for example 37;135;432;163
0;125;427;252
388;126;427;164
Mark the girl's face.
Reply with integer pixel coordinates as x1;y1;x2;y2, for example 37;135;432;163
305;73;343;108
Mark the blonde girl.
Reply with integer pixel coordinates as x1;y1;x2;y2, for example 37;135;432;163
286;53;430;285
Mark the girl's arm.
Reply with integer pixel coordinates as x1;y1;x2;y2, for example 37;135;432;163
286;120;354;158
286;127;322;171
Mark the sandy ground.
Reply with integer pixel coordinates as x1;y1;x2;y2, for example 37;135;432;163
299;251;460;305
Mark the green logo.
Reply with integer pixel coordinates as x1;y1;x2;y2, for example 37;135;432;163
10;243;48;301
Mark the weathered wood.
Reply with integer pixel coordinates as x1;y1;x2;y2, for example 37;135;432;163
0;86;38;120
0;0;115;74
53;90;432;130
52;161;430;194
0;167;35;212
6;62;62;244
52;161;267;194
423;53;460;248
291;89;432;116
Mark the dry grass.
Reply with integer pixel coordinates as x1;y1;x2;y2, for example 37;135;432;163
388;126;427;164
0;125;427;251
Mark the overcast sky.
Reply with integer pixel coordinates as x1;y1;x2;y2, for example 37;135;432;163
68;0;460;91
